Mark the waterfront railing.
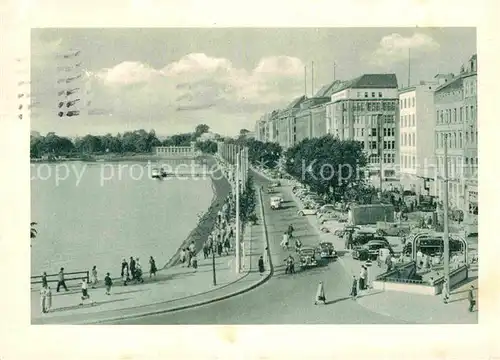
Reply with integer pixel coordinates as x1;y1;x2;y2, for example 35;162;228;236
31;270;90;288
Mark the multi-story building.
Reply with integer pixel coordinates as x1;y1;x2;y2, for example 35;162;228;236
325;74;399;179
398;81;441;194
277;95;307;149
434;54;477;230
295;96;330;142
255;112;272;142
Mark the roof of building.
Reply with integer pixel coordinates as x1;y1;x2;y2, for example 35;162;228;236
338;74;398;91
314;80;346;97
435;76;463;93
285;95;307;110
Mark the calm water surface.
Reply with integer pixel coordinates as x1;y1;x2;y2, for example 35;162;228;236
30;162;213;277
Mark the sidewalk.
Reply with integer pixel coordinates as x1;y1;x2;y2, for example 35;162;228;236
32;204;270;324
264;169;478;324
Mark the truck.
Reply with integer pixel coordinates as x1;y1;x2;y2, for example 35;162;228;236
348;204;395;226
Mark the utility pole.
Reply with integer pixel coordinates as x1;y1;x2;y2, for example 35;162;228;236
333;62;337;81
212;234;217;285
311;61;315;96
304;65;307;98
235;149;241;273
443;133;450;295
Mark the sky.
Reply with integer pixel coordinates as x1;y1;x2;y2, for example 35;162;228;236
30;27;476;137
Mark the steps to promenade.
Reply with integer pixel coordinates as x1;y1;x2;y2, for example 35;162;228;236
32;205;270;324
252;167;478;324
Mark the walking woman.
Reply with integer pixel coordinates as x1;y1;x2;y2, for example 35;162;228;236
149;256;157;278
91;265;98;289
350;276;358;300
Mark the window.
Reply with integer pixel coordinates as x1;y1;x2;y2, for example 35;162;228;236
412;156;416;169
440;111;444;124
404;99;407;108
357;92;361;98
371;141;377;149
372;128;377;136
459;132;463;148
361;128;364;136
412;114;415;126
412;133;415;147
404;133;408;146
364;92;368;98
383;128;387;137
372;92;376;97
465;106;469;121
412;97;415;107
453;132;457;148
471;105;476;121
378;92;383;98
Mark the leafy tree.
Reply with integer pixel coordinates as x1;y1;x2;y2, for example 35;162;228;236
195;140;218;154
285;135;367;201
194;124;210;137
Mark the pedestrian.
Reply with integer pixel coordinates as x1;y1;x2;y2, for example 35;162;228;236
288;224;294;238
180;248;186;266
186;247;192;267
280;232;289;250
223;237;230;256
203;242;209;259
129;256;136;280
217;241;223;257
41;271;48;288
350;276;358;299
79;278;94;306
104;272;112;295
56;267;68;292
258;255;265;275
40;284;48;314
314;281;326;305
121;258;128;278
46;284;52;312
122;266;129;286
189;241;196;255
191;253;198;270
359;266;366;291
468;285;476;312
442;280;450;304
135;258;144;283
149;256;157;278
90;265;98;288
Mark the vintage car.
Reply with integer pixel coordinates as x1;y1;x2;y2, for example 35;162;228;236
270;196;282;210
317;242;337;258
376;222;411;237
352;239;392;261
298;247;318;268
333;225;360;237
297;206;318;216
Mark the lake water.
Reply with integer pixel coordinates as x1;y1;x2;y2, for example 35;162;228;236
30;161;214;277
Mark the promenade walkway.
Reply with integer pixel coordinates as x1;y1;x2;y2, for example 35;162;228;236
255;167;478;324
32;201;270;324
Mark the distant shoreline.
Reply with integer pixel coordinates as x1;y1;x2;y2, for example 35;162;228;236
30;153;204;164
161;156;231;269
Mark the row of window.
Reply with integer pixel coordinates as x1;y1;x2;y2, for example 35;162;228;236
353;127;396;137
436;156;478;179
464;80;477;97
400;96;416;109
363;140;396;150
352;101;397;112
400;114;416;128
401;132;416;147
367;154;396;164
435;129;478;149
357;91;384;99
401;154;417;169
352;114;396;125
437;105;476;124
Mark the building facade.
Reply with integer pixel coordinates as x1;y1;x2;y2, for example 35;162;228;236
276;95;307;149
325;74;400;179
434;54;477;229
398;81;440;194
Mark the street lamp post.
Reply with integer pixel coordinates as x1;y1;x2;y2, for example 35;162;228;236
235;149;241;273
443;133;450;295
212;235;217;286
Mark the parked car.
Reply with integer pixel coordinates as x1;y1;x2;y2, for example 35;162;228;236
298;247;318;268
297;206;318;216
318;212;340;224
376;223;411;237
317;242;337;258
353;240;392;261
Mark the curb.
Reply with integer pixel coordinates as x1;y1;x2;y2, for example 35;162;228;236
69;185;272;324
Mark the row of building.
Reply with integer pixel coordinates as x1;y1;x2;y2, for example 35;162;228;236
254;54;478;228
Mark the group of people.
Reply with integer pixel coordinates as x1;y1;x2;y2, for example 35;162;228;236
121;256;158;285
280;224;300;251
179;241;199;269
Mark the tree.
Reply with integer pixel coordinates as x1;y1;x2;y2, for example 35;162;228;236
285;135;367;201
195;124;210;137
195;140;218;154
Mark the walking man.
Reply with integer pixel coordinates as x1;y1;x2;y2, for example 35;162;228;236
129;256;136;280
79;278;94;306
468;285;476;312
350;276;358;300
258;256;265;276
104;273;112;295
56;267;68;292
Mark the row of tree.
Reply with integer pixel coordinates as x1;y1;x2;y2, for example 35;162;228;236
285;136;369;203
30;124;218;159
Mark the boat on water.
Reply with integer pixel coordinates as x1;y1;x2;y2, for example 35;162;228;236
151;167;168;179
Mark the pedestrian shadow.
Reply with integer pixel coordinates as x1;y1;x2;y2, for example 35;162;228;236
113;289;145;296
355;290;384;299
47;298;129;313
325;296;352;305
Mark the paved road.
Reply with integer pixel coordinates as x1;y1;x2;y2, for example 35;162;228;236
110;171;405;324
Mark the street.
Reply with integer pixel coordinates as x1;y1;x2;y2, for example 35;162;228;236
110;171;406;324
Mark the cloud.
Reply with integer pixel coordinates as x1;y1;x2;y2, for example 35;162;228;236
369;33;440;66
93;53;305;116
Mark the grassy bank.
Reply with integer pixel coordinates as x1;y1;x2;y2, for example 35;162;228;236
162;156;231;269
